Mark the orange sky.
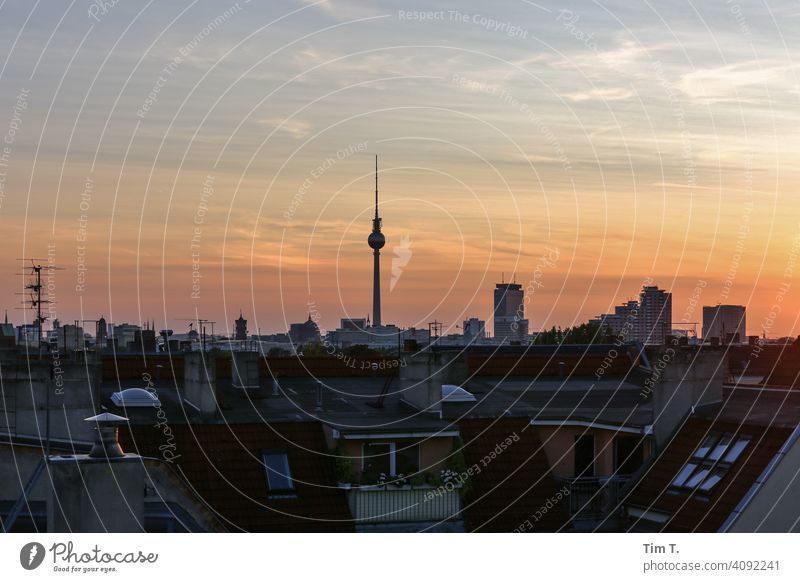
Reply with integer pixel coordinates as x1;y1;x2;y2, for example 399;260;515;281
1;1;800;337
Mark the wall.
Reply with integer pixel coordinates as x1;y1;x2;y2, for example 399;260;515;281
47;457;144;533
651;347;726;447
181;352;218;419
4;356;99;442
399;350;468;413
535;426;650;479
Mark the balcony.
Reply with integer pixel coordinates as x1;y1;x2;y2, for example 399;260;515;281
341;484;461;527
559;476;629;522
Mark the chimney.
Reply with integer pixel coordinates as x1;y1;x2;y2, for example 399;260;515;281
47;413;145;532
232;350;260;391
87;412;126;458
182;351;219;419
399;349;469;414
650;346;727;447
315;380;324;411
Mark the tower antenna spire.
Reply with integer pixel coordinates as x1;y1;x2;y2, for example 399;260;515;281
367;155;385;327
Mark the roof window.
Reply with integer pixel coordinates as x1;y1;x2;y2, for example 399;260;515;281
670;432;750;494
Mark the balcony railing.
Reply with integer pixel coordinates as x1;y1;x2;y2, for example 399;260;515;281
558;476;629;520
341;484;461;525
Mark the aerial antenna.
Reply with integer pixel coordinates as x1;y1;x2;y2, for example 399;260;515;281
16;258;63;460
16;259;62;357
374;154;379;220
178;317;217;352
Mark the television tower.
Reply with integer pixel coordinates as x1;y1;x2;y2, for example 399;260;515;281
367;156;385;327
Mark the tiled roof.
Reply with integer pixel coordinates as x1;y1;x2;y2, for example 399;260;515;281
120;422;354;532
466;344;641;378
459;417;568;532
625;414;793;532
101;353;394;381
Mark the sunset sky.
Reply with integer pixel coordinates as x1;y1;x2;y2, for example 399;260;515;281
1;0;799;337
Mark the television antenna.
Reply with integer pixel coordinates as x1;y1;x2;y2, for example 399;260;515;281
16;259;63;357
178;317;216;352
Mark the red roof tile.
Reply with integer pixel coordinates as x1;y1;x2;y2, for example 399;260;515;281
120;422;354;532
459;417;569;532
625;416;792;532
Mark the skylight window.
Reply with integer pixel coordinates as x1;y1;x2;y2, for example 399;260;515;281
110;388;161;408
669;432;750;495
262;451;295;494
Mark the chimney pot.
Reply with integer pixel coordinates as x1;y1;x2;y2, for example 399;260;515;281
84;412;128;459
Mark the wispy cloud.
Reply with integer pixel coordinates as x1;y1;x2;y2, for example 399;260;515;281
566;87;634;102
679;60;798;104
259;117;312;139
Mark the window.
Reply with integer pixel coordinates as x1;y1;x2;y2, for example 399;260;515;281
670;432;750;494
395;443;420;475
615;436;645;475
262;451;295;494
362;441;420;478
573;435;595;478
363;443;392;476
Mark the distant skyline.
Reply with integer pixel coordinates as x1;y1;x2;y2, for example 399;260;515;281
1;1;799;337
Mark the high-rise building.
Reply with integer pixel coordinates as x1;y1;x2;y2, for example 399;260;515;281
55;324;85;351
637;286;672;345
367;156;385;327
703;305;746;344
592;300;640;338
493;282;529;343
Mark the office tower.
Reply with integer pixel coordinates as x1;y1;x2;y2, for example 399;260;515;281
703;305;746;344
637;286;672;345
493;282;529;343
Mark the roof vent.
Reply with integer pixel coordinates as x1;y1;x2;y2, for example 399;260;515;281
442;384;477;402
84;412;128;459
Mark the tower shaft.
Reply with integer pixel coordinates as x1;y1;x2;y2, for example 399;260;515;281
373;248;381;327
367;155;385;327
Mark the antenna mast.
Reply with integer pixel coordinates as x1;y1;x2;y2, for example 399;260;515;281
17;259;61;357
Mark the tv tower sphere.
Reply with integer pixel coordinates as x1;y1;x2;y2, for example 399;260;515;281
368;230;385;249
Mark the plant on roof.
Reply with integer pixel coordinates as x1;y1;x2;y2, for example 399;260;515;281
331;441;356;484
440;469;458;485
446;437;471;497
410;472;430;487
446;437;467;474
389;473;409;487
